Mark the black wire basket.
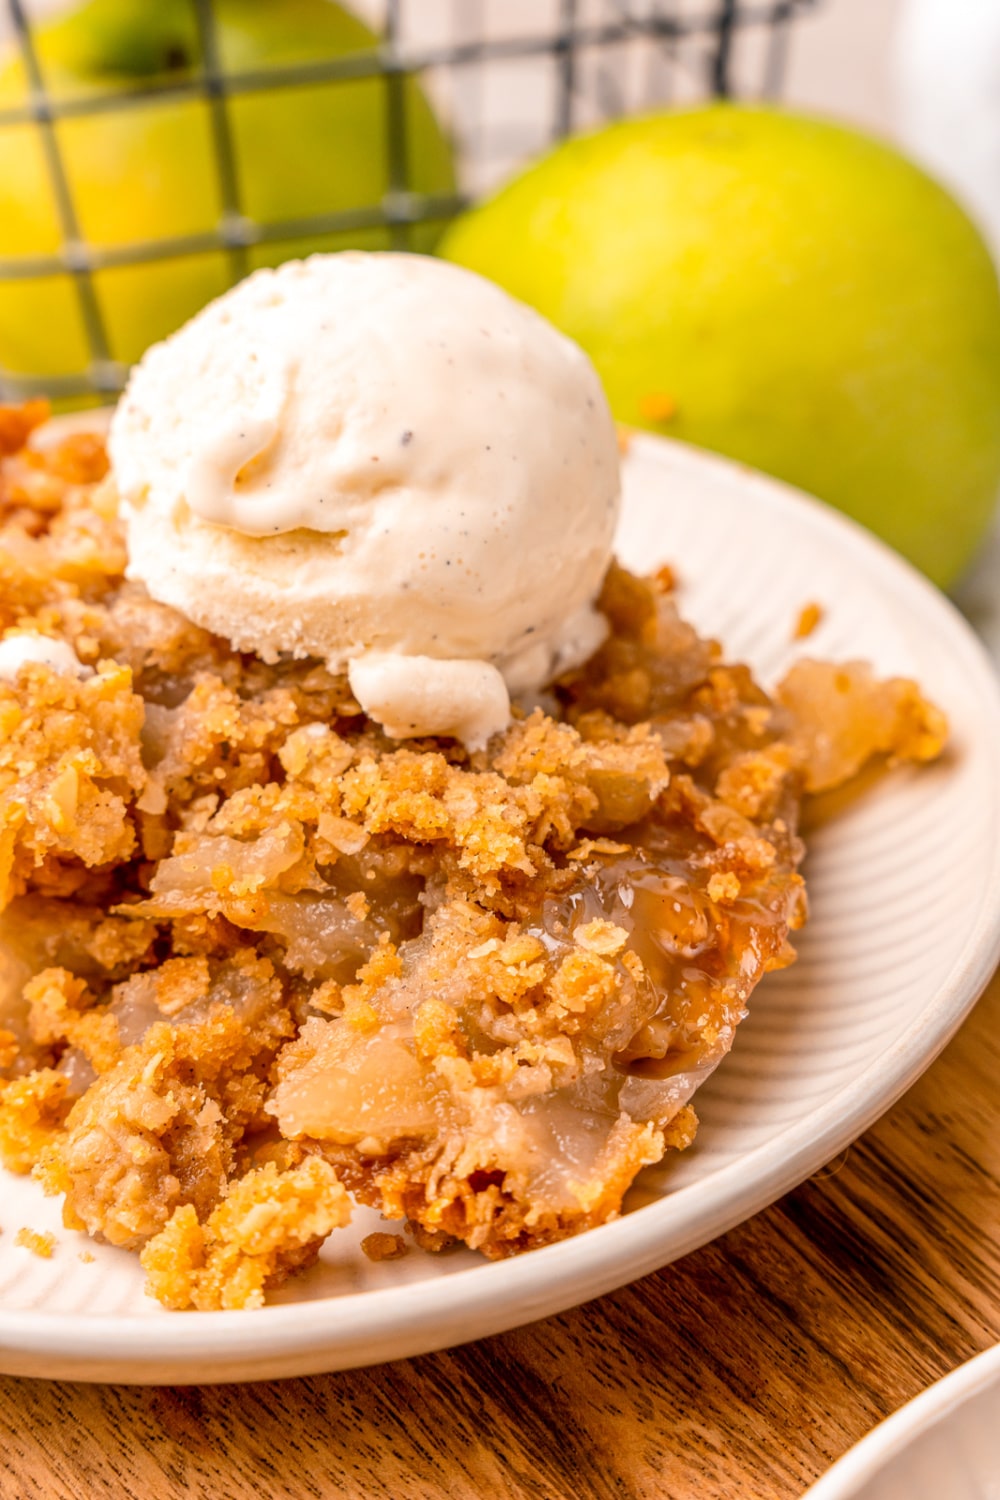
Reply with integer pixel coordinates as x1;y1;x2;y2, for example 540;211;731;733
0;0;819;405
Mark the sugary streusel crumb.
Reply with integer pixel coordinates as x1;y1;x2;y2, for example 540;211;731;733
361;1231;408;1262
707;872;741;903
140;1157;351;1311
662;1106;698;1154
793;601;824;640
15;1227;55;1258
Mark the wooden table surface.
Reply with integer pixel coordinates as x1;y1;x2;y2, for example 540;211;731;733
1;960;998;1499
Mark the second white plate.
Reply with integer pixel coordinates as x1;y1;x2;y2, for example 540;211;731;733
804;1343;1000;1499
1;431;999;1383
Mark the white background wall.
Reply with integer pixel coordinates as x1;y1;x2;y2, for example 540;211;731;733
1;0;908;143
784;0;902;137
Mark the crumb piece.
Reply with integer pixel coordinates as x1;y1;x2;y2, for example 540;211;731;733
707;872;741;903
343;996;378;1031
140;1156;350;1311
793;602;824;640
0;662;146;906
714;745;796;821
78;1249;95;1263
46;433;108;486
573;919;629;957
15;1227;55;1258
637;391;678;424
412;998;461;1063
742;705;772;739
361;1231;408;1262
242;1138;305;1174
45;951;293;1250
662;1106;698;1154
25;967;118;1070
0;1070;71;1175
652;563;677;594
345;890;370;922
0;399;49;456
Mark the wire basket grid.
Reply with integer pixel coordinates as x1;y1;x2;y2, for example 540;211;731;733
0;0;819;404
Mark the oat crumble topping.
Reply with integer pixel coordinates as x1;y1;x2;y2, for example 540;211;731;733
0;406;946;1310
14;1227;55;1259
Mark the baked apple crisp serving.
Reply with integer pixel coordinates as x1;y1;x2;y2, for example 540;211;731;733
0;256;946;1311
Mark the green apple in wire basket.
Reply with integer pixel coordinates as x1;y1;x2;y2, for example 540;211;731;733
0;0;455;381
442;105;1000;589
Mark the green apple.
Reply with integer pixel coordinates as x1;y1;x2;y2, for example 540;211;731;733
0;0;455;379
441;104;1000;589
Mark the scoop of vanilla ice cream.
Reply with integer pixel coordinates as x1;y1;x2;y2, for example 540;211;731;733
109;252;620;748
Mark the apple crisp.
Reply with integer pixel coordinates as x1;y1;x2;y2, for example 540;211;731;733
0;406;946;1310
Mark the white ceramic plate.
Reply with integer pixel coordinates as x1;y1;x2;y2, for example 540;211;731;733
804;1343;1000;1499
2;431;999;1383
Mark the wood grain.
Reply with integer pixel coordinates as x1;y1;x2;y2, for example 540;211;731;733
3;966;1000;1500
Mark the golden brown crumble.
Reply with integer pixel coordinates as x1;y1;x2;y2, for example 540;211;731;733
140;1157;350;1311
361;1231;408;1262
0;405;946;1309
14;1227;55;1258
793;602;824;641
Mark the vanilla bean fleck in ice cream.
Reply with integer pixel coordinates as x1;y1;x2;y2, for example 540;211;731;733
109;252;621;748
